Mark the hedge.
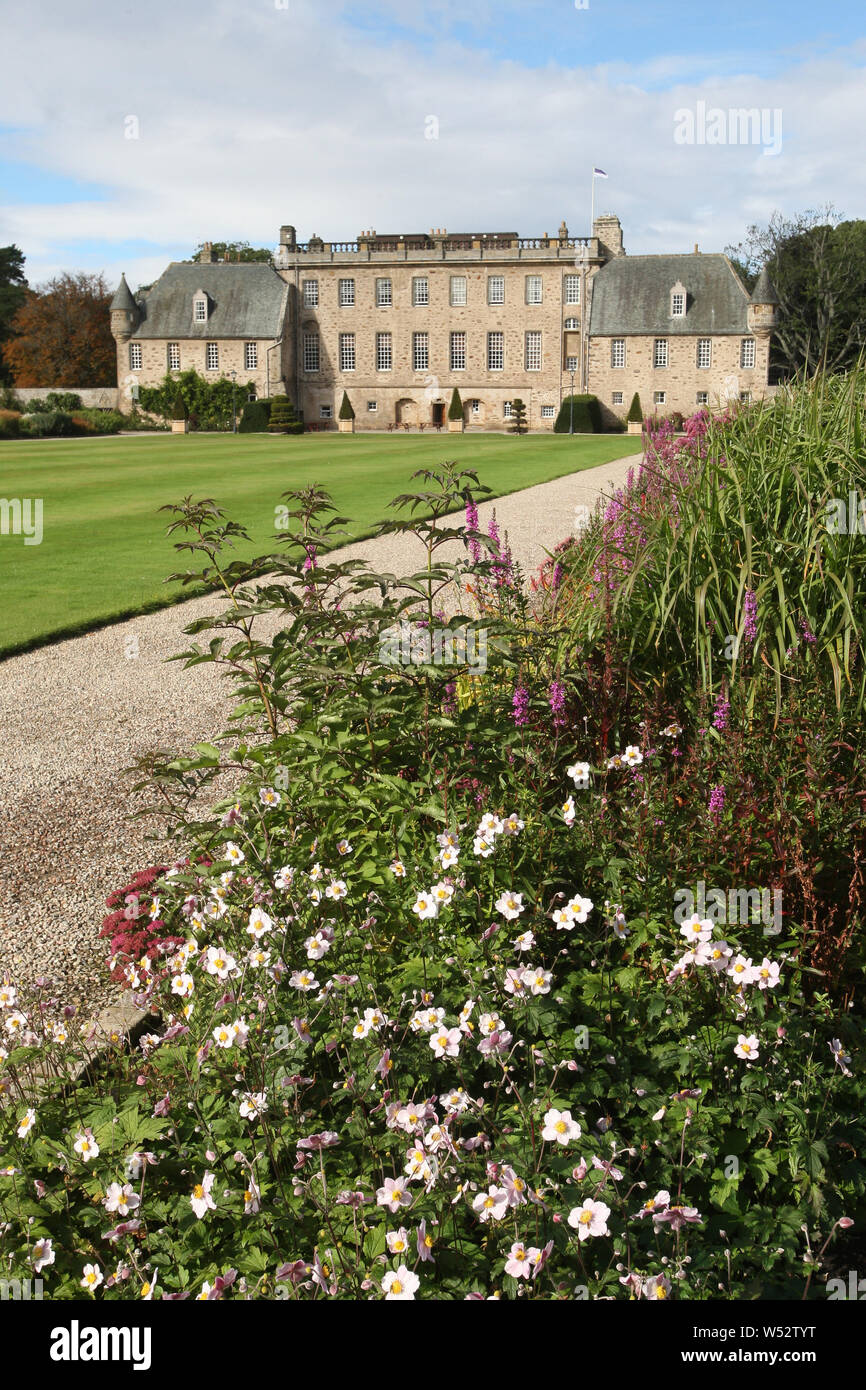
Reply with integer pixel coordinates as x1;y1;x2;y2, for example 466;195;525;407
238;399;273;433
553;394;602;433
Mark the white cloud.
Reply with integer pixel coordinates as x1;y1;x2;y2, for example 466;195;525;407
0;0;863;286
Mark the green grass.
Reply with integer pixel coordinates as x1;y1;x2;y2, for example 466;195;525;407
0;431;641;657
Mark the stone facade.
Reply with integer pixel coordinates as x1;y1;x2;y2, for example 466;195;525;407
111;215;778;428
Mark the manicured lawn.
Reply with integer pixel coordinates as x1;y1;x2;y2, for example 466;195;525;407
0;431;641;656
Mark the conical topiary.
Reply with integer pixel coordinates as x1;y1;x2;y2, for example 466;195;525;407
338;391;355;421
448;387;463;422
626;391;643;424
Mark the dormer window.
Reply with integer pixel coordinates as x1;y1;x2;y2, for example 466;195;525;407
193;293;208;323
670;282;687;317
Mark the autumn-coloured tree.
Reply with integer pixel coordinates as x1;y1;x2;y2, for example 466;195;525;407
2;271;116;387
0;245;28;385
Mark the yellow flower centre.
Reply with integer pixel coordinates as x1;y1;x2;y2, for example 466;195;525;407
579;1210;593;1225
391;1279;403;1294
555;1121;568;1134
194;1185;204;1200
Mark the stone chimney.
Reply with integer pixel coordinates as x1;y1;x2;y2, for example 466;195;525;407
279;225;297;250
592;213;625;258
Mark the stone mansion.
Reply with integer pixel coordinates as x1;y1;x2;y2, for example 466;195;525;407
109;214;779;429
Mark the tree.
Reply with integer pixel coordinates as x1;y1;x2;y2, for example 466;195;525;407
726;207;866;377
338;390;355;420
0;246;28;385
509;398;528;435
627;392;643;424
3;272;116;387
191;241;273;264
448;387;463;422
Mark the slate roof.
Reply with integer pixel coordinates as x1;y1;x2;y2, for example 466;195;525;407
110;273;136;312
749;266;780;304
132;263;288;340
588;254;751;336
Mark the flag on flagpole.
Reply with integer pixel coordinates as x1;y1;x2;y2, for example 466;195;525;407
593;167;608;178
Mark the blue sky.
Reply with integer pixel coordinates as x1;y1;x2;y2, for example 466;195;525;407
0;0;864;289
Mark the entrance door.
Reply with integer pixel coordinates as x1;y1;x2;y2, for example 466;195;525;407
432;402;445;427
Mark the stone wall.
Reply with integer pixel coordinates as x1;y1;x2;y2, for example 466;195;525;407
14;387;118;410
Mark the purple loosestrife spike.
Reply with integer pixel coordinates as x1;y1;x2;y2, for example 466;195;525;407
512;685;530;728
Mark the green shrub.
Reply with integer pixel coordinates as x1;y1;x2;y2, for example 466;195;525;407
19;410;76;437
338;390;355;421
448;386;463;422
268;395;303;434
44;391;84;412
553;394;602;433
139;369;254;430
172;391;188;421
0;408;21;438
0;385;22;411
626;391;643;424
509;397;528;434
238;399;273;433
71;408;124;435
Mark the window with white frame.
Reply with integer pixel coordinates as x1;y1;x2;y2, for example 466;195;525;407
376;332;392;371
564;317;579;329
671;291;686;316
244;342;257;370
611;338;625;368
206;342;219;370
541;404;555;418
696;391;709;405
450;331;466;370
376;277;392;307
303;280;319;308
740;337;756;369
412;276;428;306
167;343;180;370
450;276;467;306
653;338;668;368
338;278;355;307
320;404;332;419
525;275;543;305
503;401;513;418
487;275;504;305
470;399;481;415
413;332;428;372
612;391;624;405
129;343;142;370
303;332;320;372
339;333;355;372
739;390;752;402
525;330;542;370
653;391;666;405
565;355;579;372
367;401;377;412
194;297;207;322
564;275;580;305
697;338;711;369
487;331;504;370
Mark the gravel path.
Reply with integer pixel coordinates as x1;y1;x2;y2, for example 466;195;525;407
0;453;639;1014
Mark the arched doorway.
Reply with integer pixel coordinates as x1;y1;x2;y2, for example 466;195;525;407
395;398;417;426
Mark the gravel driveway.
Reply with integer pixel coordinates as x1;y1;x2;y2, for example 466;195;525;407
0;452;639;1014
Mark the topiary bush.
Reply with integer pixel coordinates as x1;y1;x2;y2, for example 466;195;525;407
338;391;355;421
268;396;304;434
509;398;528;435
627;392;643;424
448;387;463;422
553;394;602;434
